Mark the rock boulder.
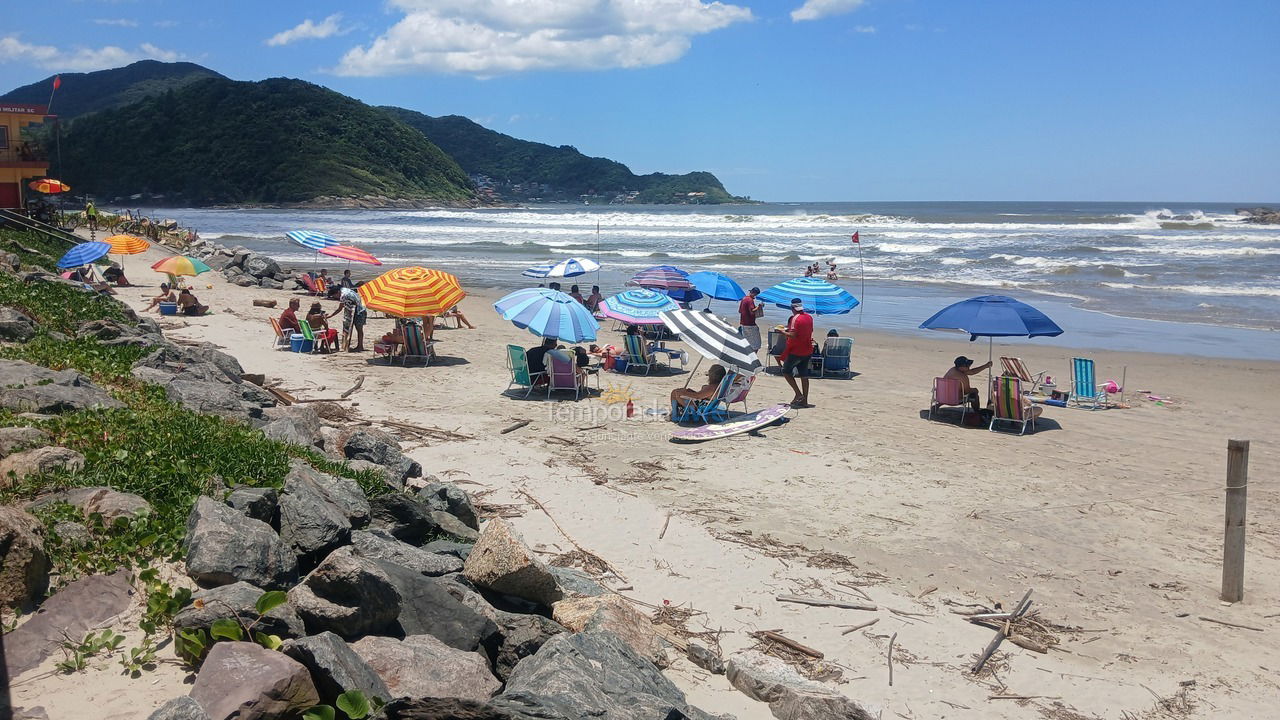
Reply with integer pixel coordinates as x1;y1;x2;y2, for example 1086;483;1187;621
0;446;84;487
0;360;124;414
281;631;391;705
287;547;400;639
225;487;278;525
417;482;479;530
27;486;151;523
463;519;562;608
552;594;666;668
3;572;133;677
0;427;50;458
351;634;500;702
350;529;464;577
185;497;297;590
334;427;420;484
190;641;319;720
0;506;48;611
146;696;211;720
174;581;307;640
0;306;37;341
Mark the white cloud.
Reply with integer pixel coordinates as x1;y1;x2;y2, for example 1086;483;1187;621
153;20;179;29
92;18;139;27
790;0;866;23
266;14;347;47
853;24;875;33
0;35;184;72
335;0;753;77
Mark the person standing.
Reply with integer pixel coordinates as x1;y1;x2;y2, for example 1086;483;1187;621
85;200;98;230
779;298;814;408
329;285;367;352
738;286;763;352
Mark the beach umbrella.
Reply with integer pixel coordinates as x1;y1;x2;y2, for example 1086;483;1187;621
659;309;762;375
627;265;692;290
151;255;212;284
521;257;600;279
105;234;149;255
319;245;382;266
285;230;340;250
600;288;679;325
28;178;70;194
494;288;599;343
759;277;859;315
687;271;746;302
919;294;1064;380
56;241;110;269
661;287;705;304
359;266;465;318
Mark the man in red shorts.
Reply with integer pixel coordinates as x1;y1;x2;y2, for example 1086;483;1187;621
779;298;814;408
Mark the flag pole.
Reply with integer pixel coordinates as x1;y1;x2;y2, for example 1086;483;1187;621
596;220;601;287
853;231;865;325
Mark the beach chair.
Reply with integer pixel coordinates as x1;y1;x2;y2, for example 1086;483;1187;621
505;344;545;397
725;373;754;413
1000;356;1045;395
269;317;291;350
298;320;328;353
546;350;586;400
622;334;657;375
1070;357;1109;409
671;370;738;424
401;322;434;366
766;329;786;369
990;376;1036;435
313;276;328;297
929;377;971;425
815;337;853;378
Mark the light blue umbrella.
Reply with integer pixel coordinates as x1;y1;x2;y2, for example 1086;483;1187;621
285;230;340;250
600;288;680;325
758;277;860;315
688;271;745;302
661;287;705;304
494;288;599;342
521;257;600;279
57;241;111;269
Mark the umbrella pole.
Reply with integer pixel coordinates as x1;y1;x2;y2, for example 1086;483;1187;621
683;355;703;389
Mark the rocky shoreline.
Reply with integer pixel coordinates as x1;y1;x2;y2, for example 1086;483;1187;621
1235;206;1280;224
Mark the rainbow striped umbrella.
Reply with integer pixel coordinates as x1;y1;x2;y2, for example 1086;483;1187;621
758;277;860;315
151;255;212;277
600;288;679;325
105;234;149;255
359;266;465;317
319;244;381;266
28;178;70;194
627;265;692;290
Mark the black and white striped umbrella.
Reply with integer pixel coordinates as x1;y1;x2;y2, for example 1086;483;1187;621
659;309;763;374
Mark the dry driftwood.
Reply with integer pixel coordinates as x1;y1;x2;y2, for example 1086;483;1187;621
263;386;295;406
501;420;532;434
753;630;823;659
340;375;365;399
841;618;880;635
887;631;898;686
659;512;672;540
252;299;277;308
776;595;877;612
1197;616;1265;632
971;589;1034;674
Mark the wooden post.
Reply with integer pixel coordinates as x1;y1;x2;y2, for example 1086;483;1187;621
1220;439;1249;603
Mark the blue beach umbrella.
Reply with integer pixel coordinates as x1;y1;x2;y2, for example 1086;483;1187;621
662;287;705;304
494;288;599;343
600;288;680;325
521;257;600;279
285;230;340;250
688;271;746;302
57;241;111;269
919;294;1064;377
758;277;860;315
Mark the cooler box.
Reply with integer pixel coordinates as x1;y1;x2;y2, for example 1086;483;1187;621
158;302;178;316
614;357;628;373
289;334;313;353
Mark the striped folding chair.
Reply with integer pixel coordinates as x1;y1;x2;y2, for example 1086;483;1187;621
402;321;434;366
1000;356;1045;394
1071;357;1108;409
990;376;1036;435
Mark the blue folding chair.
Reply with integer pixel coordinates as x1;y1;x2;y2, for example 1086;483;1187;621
671;370;738;424
1070;357;1109;409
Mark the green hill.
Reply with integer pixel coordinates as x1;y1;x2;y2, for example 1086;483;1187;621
58;77;475;205
0;60;225;120
383;108;744;204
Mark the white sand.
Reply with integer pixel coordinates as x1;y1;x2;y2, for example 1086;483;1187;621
15;242;1280;719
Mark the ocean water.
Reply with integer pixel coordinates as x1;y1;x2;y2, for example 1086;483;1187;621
139;201;1280;359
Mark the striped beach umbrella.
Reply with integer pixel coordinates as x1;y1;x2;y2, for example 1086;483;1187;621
285;230;340;250
600;288;679;325
521;257;600;279
494;288;599;343
359;266;465;318
28;178;70;194
659;309;762;374
57;241;110;269
758;277;860;315
687;271;746;302
319;245;382;266
151;255;212;277
105;234;149;255
627;265;692;290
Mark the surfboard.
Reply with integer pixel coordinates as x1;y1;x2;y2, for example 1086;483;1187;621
671;403;791;443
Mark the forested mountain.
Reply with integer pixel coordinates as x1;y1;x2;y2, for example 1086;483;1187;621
0;60;225;120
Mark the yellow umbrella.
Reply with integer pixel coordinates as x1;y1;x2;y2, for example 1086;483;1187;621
105;234;150;255
358;266;465;317
28;178;70;194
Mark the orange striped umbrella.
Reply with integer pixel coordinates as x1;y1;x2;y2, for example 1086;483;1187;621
358;266;465;317
105;234;150;255
319;244;381;265
28;178;70;194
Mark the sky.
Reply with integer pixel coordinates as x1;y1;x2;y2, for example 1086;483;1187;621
2;0;1278;203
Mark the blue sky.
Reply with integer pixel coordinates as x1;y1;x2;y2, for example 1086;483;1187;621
3;0;1277;202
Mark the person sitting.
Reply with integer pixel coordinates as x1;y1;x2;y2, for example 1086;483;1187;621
548;281;562;292
944;355;993;416
572;345;596;383
443;304;476;329
670;365;727;411
102;264;132;287
279;298;302;334
176;288;209;316
340;269;354;290
825;267;838;282
525;337;557;384
306;302;338;351
568;284;586;304
585;285;604;312
144;283;176;312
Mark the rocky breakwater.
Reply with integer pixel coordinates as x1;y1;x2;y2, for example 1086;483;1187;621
1235;207;1280;224
182;240;295;290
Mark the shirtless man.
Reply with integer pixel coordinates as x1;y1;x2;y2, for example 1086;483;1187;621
671;365;727;411
944;355;992;414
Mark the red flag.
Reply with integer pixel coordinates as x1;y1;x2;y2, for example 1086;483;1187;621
851;231;860;244
52;75;61;90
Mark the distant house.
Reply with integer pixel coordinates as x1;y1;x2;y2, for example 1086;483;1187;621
0;103;50;210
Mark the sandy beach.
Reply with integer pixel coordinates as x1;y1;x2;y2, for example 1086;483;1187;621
14;238;1279;720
